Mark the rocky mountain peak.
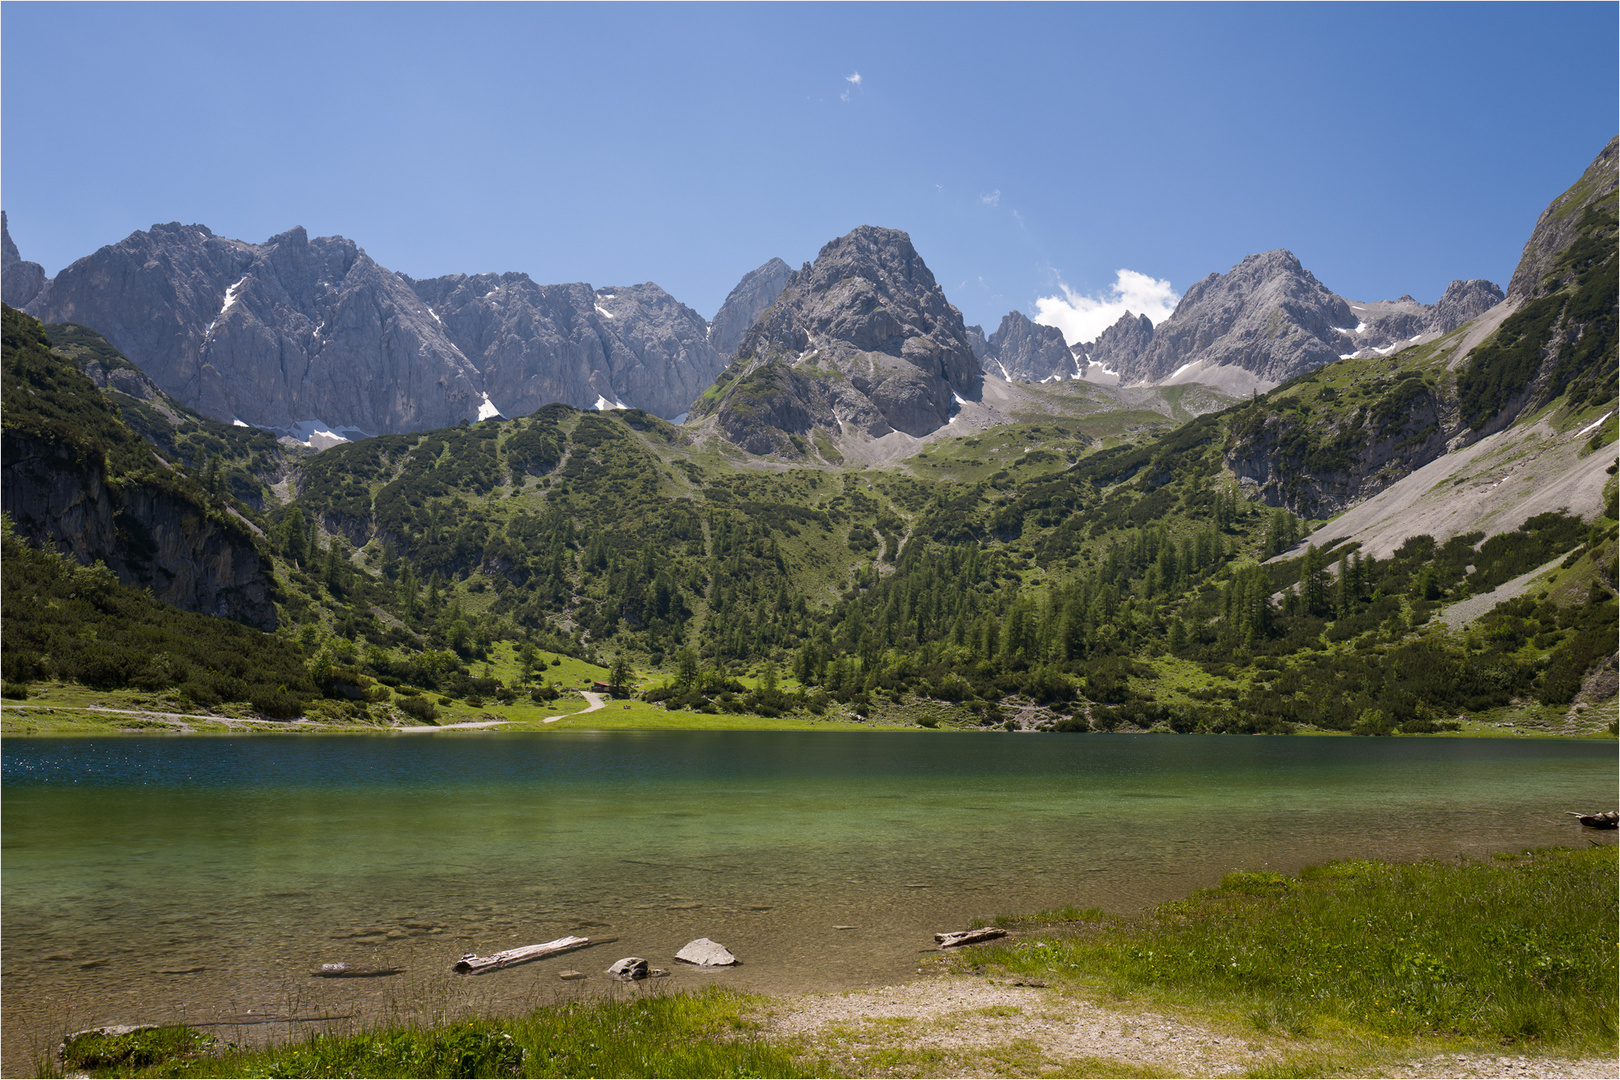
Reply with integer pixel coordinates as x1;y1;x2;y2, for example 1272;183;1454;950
1506;136;1619;303
711;225;983;453
1431;278;1506;328
708;256;791;358
1106;248;1354;388
982;310;1075;382
2;211;49;309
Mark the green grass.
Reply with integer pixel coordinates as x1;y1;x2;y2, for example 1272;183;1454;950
44;987;816;1078
958;846;1619;1053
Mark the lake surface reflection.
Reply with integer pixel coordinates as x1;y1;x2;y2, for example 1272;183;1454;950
3;731;1613;1075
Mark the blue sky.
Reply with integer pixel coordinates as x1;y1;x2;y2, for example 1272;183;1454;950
3;2;1615;341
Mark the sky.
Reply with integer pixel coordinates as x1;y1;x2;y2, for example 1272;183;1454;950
3;3;1615;344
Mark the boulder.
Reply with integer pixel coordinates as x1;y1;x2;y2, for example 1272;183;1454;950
674;937;738;966
606;956;649;981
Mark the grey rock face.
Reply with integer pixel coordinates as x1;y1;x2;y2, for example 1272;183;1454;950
23;221;730;434
2;433;277;629
708;257;791;358
25;223;484;433
712;225;983;453
1339;279;1504;356
409;273;727;421
1112;250;1355;385
1507;136;1619;303
963;324;988;362
1431;278;1506;329
2;212;49;308
983;310;1075;382
1082;311;1155;376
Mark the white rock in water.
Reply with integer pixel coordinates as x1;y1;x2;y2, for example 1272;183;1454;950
675;937;738;966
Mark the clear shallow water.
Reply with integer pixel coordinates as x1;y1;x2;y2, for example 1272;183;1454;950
2;732;1614;1074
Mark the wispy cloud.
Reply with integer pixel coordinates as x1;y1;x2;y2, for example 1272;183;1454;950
845;71;862;86
841;71;862;102
980;189;1001;207
1033;269;1180;345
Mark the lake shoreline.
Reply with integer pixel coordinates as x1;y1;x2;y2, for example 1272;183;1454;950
4;698;1611;740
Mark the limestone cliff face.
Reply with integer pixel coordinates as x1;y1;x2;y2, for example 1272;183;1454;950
24;223;485;433
1;212;48;309
2;433;276;629
982;310;1075;382
408;273;727;421
1123;250;1355;385
1083;311;1155;375
1221;378;1453;519
21;220;739;433
706;226;983;454
1078;252;1502;388
707;257;791;359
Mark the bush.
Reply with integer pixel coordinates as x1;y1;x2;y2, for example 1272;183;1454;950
1;681;27;700
249;688;306;719
398;696;439;723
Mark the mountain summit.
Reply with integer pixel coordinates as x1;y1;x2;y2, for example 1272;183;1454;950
1074;250;1502;393
701;226;983;454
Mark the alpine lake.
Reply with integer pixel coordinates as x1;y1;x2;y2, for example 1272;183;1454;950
2;730;1614;1076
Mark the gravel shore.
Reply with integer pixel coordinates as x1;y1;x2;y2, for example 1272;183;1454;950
756;975;1617;1078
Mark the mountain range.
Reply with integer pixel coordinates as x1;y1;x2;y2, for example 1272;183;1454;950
5;193;1509;454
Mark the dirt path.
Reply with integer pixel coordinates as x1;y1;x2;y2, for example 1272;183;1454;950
542;690;607;723
393;691;609;733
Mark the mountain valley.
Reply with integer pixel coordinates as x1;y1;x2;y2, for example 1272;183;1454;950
2;140;1615;741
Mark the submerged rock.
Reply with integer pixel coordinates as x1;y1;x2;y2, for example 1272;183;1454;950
607;956;649;981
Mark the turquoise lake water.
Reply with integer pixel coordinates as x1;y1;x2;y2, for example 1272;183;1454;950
2;731;1613;1074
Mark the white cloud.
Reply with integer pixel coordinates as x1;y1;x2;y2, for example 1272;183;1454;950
845;71;862;85
841;71;862;102
1032;269;1180;346
980;189;1001;207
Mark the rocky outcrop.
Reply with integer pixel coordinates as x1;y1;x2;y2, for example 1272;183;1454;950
2;434;277;629
22;220;738;433
2;212;48;309
982;310;1076;382
1116;250;1355;385
1432;279;1507;330
24;223;485;433
2;306;278;628
1083;311;1156;376
1078;250;1503;388
708;257;791;358
964;324;988;362
706;226;983;453
408;273;727;421
1507;136;1619;303
1339;280;1504;357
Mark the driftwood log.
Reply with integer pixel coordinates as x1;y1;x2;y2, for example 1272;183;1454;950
454;935;611;974
934;927;1008;949
1567;810;1619;829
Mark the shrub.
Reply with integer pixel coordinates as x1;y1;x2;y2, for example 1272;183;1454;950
249;688;306;719
398;696;439;723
